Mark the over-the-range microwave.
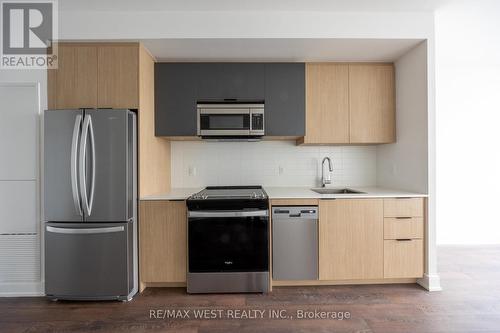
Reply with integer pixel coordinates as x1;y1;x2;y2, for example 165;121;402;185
197;101;265;140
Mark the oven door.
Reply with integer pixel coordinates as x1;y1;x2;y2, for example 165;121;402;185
188;211;269;273
197;108;251;136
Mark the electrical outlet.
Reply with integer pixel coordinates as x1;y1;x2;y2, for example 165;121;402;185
188;166;197;177
278;166;284;175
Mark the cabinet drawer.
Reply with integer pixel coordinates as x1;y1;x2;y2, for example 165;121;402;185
384;198;423;217
384;239;423;278
384;217;423;239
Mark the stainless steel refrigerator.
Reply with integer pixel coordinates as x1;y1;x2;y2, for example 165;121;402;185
43;109;137;301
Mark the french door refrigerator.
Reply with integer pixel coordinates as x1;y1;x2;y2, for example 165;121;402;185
43;109;137;301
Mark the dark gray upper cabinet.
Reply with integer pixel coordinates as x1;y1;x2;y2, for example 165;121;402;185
264;63;305;136
197;63;265;100
155;63;199;136
154;62;305;137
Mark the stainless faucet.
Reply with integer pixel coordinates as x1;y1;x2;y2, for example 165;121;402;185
321;157;333;187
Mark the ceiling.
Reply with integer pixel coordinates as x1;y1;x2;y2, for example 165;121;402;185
142;38;424;62
59;0;459;12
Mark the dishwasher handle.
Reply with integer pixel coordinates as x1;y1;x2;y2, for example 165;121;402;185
272;206;318;219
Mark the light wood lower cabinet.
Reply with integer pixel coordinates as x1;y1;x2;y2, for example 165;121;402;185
384;239;424;278
384;217;424;239
319;199;384;280
137;197;425;288
382;198;425;279
384;198;424;217
139;200;187;283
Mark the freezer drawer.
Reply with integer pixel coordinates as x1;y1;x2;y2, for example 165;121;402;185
45;222;134;300
272;206;318;280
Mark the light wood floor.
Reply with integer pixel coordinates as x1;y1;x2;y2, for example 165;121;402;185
1;246;500;333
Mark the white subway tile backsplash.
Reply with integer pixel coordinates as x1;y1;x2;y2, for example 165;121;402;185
171;141;377;188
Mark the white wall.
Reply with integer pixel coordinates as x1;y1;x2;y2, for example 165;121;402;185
435;1;500;244
171;141;377;188
57;11;434;39
377;41;428;193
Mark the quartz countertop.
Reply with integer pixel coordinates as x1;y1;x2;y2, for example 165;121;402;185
140;186;427;201
264;186;427;199
141;188;203;201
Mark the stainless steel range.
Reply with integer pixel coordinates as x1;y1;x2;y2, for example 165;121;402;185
186;186;269;293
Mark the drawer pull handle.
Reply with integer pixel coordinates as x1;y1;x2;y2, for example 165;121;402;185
396;239;412;242
396;217;412;219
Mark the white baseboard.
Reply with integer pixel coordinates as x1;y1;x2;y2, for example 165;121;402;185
417;273;442;291
0;282;44;297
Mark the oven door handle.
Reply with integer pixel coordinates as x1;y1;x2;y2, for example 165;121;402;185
188;210;268;218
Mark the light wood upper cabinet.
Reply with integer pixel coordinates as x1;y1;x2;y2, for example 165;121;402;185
97;45;139;109
48;43;139;109
302;63;349;144
48;45;98;109
349;64;395;143
139;200;186;283
319;199;384;280
300;63;395;145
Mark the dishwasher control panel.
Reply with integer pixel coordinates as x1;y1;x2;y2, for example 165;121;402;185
273;207;318;219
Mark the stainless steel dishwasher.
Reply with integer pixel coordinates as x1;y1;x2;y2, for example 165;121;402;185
272;206;318;280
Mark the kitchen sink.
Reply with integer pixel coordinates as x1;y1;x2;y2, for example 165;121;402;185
311;188;366;194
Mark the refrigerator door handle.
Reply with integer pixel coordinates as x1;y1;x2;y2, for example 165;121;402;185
71;114;83;216
88;115;96;215
46;225;124;234
79;114;95;217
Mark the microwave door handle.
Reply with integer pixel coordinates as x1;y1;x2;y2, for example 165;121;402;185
71;114;83;216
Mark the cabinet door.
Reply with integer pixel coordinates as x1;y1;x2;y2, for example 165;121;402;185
384;239;424;278
98;45;139;108
349;64;395;143
384;198;424;218
265;63;305;136
197;63;265;100
319;199;383;280
155;63;199;136
303;63;349;144
49;45;98;109
139;200;187;283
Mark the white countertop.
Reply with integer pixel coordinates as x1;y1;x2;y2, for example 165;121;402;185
141;188;203;201
140;186;427;201
264;186;427;199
